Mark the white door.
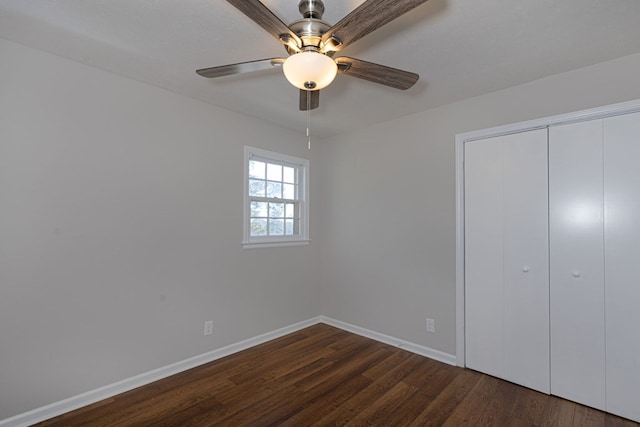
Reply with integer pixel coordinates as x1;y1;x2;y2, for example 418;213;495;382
549;120;606;410
465;129;550;393
465;136;504;380
604;111;640;422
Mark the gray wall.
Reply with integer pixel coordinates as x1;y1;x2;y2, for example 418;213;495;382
319;52;640;356
0;38;321;419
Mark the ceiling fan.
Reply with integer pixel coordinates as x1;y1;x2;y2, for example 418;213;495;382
196;0;429;110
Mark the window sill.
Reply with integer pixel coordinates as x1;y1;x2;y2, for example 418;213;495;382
242;240;310;249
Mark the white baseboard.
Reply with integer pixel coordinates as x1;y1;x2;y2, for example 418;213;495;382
1;315;455;426
0;317;322;427
320;316;457;366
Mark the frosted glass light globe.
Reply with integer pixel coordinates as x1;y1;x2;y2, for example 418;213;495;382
282;52;337;90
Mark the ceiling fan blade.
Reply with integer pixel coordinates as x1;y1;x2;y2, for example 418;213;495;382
196;58;285;78
300;90;320;111
336;57;419;90
320;0;430;52
226;0;302;51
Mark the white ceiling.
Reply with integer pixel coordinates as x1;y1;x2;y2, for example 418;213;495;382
2;0;640;138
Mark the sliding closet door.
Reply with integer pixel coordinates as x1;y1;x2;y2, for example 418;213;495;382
549;120;606;410
604;111;640;422
465;129;549;393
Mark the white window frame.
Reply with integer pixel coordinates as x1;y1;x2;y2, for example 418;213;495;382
243;146;310;248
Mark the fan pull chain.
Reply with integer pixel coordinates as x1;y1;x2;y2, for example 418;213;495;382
306;91;311;150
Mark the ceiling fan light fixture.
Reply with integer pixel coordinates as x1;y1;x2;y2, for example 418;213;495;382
282;51;337;90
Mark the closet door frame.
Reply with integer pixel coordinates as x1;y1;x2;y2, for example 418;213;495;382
455;98;640;367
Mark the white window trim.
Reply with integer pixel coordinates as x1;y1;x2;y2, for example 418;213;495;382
243;146;310;249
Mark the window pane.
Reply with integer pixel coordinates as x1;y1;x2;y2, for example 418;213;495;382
283;166;296;184
266;163;282;182
285;203;296;218
249;160;265;179
249;179;265;197
269;219;284;235
285;219;294;235
266;181;282;198
244;147;308;246
250;201;267;217
250;218;267;236
283;183;296;200
269;202;285;218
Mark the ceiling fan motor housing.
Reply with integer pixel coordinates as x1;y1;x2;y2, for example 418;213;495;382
287;0;332;54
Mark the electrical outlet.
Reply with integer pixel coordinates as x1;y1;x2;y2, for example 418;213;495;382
426;318;435;333
203;320;213;336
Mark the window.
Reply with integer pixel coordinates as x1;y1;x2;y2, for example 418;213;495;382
243;146;309;248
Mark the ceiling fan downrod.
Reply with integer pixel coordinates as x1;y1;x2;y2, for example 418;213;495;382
298;0;325;19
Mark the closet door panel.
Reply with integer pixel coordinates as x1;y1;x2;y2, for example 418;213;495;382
465;129;549;392
549;120;606;410
502;130;550;393
604;111;640;422
464;137;504;379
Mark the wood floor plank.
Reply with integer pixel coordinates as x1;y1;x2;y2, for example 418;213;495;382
361;346;415;380
407;368;481;426
226;326;346;385
542;396;577;426
211;344;392;426
276;374;373;427
204;356;336;423
605;414;640;427
476;378;522;425
293;343;391;393
126;395;225;427
35;324;640;427
573;404;606;426
308;352;427;426
402;357;459;398
345;381;419;425
510;385;551;425
441;373;500;426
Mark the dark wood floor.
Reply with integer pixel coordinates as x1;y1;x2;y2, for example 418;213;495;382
37;323;638;426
